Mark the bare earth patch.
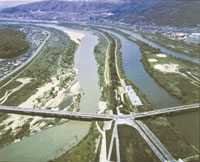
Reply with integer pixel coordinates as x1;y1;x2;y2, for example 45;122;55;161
148;58;158;62
69;81;82;96
156;54;167;58
63;31;85;44
154;64;179;73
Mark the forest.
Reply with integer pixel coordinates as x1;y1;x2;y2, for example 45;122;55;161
0;27;29;59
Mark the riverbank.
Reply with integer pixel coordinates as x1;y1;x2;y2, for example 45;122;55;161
44;26;102;161
139;32;200;59
0;26;79;149
96;27;199;161
139;41;199;104
92;30;161;161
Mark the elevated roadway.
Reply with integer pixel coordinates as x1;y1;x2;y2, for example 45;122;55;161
131;103;199;119
0;103;199;121
0;106;114;121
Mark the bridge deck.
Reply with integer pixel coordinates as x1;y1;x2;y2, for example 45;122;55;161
0;106;114;121
0;103;199;121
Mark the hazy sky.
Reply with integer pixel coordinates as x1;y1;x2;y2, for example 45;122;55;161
0;0;45;10
0;0;123;9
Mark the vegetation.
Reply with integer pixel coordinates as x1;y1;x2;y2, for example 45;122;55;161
51;122;100;162
118;125;160;162
95;27;200;161
140;32;200;58
142;117;199;159
0;27;77;106
0;26;78;148
0;27;29;59
104;27;199;104
93;30;120;114
139;42;199;104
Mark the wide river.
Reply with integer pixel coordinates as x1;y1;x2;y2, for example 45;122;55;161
0;24;199;161
0;25;101;161
104;29;199;149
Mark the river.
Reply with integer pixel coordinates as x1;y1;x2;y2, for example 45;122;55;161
116;28;200;63
0;26;101;161
0;24;198;161
103;29;199;150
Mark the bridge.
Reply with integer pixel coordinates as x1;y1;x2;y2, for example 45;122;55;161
0;103;199;121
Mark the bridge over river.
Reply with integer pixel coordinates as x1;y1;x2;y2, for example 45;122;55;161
0;103;199;121
0;103;199;162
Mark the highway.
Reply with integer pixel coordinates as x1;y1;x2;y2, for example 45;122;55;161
127;120;166;162
0;104;199;121
0;104;199;162
0;106;114;121
107;121;121;162
132;103;199;119
135;120;176;162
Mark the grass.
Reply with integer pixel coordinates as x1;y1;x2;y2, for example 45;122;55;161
118;125;160;162
142;116;199;159
95;27;200;161
140;43;199;104
140;32;200;59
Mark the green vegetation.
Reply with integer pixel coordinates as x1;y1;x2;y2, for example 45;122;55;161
0;27;77;106
142;117;199;159
0;118;32;148
51;122;100;162
93;30;120;114
104;27;200;104
95;28;200;161
140;32;200;58
0;27;29;59
139;42;199;104
118;125;160;162
0;26;78;148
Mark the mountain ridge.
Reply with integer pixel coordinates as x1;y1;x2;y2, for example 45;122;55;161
0;1;199;27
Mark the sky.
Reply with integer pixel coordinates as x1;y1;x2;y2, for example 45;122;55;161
0;0;45;10
0;0;124;9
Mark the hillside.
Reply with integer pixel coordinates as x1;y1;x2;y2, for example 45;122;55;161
0;28;29;59
0;1;200;27
109;1;200;27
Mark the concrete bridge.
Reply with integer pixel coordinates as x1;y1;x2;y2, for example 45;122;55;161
0;103;199;121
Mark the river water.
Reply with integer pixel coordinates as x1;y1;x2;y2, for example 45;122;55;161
0;26;101;161
0;24;199;161
118;29;200;63
104;29;199;149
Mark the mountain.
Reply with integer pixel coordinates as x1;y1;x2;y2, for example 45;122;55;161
109;1;200;27
0;0;199;27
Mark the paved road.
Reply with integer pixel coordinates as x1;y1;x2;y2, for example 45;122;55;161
0;104;199;121
107;121;121;162
136;120;176;162
132;103;199;119
0;28;50;90
127;120;166;162
0;106;114;121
